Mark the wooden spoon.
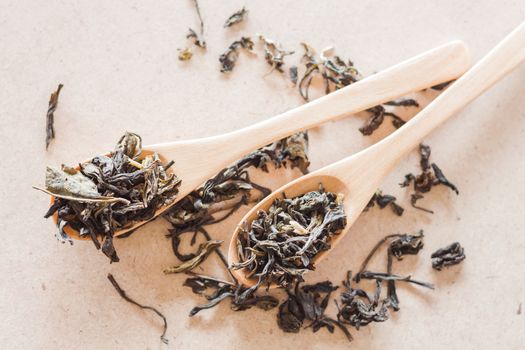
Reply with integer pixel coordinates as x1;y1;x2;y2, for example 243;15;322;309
55;41;471;238
228;22;525;287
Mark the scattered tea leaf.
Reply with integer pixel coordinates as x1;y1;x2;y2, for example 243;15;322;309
187;0;206;49
431;242;465;270
219;37;254;73
224;6;248;28
366;190;405;216
107;273;168;344
45;84;63;150
163;240;223;274
401;144;459;213
258;35;294;73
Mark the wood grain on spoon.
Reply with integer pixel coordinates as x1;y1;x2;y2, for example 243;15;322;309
228;21;525;287
55;41;471;239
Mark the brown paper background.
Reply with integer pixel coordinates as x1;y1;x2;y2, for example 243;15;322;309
1;1;524;349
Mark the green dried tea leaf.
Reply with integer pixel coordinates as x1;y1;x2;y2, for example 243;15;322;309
40;166;127;203
163;240;223;274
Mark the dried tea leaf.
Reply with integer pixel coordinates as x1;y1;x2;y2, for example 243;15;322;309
178;48;193;61
224;6;248;28
219;37;254;73
107;274;168;344
187;0;206;49
337;272;388;329
389;231;424;259
45;84;63;150
401;143;458;213
42;166;118;201
431;242;465;270
164;240;222;274
366;190;404;216
258;35;294;73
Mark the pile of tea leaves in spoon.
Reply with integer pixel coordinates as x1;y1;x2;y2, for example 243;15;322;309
231;185;347;289
35;132;181;262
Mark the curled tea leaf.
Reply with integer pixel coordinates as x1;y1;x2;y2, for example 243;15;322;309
258;35;294;73
431;242;465;270
219;37;254;73
163;240;223;274
187;0;206;49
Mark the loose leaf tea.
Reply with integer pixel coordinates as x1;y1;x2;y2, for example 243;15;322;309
336;271;389;329
232;185;346;289
296;43;419;135
224;6;248;28
354;231;430;312
278;281;352;341
401;143;459;213
219;37;255;73
45;83;63;150
366;190;405;216
107;274;168;344
187;0;206;49
431;242;465;270
40;132;181;261
258;35;295;73
163;240;222;274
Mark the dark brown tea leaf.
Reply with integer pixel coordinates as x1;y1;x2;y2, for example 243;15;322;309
107;274;168;344
45;83;63;150
431;242;465;270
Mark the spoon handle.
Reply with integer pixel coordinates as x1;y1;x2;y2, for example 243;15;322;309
212;41;470;162
339;21;525;185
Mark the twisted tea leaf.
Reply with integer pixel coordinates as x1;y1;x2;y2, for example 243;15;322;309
224;6;248;28
431;242;465;270
163;240;222;274
219;37;255;73
46;84;63;150
107;274;169;344
401;143;459;213
258;35;295;73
